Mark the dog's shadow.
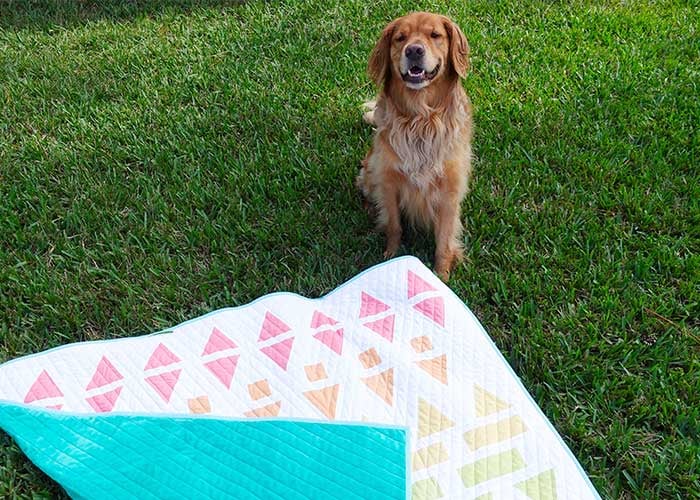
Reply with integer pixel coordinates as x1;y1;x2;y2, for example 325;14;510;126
0;1;242;31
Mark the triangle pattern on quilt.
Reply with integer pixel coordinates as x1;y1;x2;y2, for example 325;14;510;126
86;356;123;390
313;328;344;355
411;477;444;500
361;368;394;406
258;312;291;341
515;469;557;500
359;292;390;318
413;297;445;327
260;338;295;371
202;327;237;356
188;396;211;414
303;384;340;420
145;369;181;403
363;314;395;342
310;310;338;329
244;401;282;418
85;386;122;413
410;336;433;353
408;270;436;298
416;354;448;385
144;344;180;370
474;384;511;417
418;398;455;438
24;370;63;403
204;355;240;389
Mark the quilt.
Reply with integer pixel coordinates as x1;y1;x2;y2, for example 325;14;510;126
0;256;600;499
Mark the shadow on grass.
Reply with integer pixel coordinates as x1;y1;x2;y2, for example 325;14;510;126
0;0;244;31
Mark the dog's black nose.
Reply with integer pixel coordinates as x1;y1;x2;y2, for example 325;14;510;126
404;44;425;60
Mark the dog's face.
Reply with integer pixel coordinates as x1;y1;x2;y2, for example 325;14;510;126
369;12;469;90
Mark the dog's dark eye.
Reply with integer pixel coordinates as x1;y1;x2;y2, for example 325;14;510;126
396;33;407;42
431;32;441;39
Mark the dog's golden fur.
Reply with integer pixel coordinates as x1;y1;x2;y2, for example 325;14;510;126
357;12;473;280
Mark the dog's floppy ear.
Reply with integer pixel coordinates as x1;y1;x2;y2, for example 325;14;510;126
443;18;469;78
368;20;397;87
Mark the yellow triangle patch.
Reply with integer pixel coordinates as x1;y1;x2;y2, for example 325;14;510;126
418;398;455;438
464;415;527;450
474;384;510;417
515;469;558;500
411;477;443;500
412;442;449;471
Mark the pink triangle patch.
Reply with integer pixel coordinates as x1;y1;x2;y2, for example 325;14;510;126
414;296;445;327
145;369;182;403
86;386;122;413
144;343;181;370
24;370;63;403
363;314;395;342
359;292;390;318
202;327;238;356
310;310;338;329
258;312;291;342
204;355;240;389
260;338;295;371
313;328;344;355
408;270;437;298
86;356;123;390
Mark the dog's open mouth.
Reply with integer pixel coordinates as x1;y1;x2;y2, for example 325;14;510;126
402;62;440;85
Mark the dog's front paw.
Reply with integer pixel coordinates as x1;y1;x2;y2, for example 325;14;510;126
361;100;377;113
435;253;457;282
435;245;464;281
383;248;397;259
435;255;453;281
435;266;451;282
362;100;377;126
383;233;400;259
451;245;465;263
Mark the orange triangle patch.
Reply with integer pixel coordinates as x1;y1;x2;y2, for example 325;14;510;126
244;400;282;418
358;347;382;369
303;384;339;420
248;379;272;400
188;395;211;414
410;336;433;353
416;354;447;385
361;368;394;406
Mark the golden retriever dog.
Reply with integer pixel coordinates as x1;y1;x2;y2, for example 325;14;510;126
357;12;473;280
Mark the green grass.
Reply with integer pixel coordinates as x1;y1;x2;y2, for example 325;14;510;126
0;0;698;497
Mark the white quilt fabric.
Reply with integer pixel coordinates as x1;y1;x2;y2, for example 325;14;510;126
0;256;599;499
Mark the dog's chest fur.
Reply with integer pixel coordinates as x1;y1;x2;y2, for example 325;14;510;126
380;98;466;189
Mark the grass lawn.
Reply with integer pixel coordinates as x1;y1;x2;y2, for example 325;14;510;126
1;0;698;497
